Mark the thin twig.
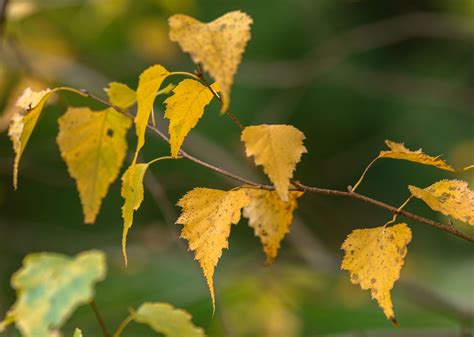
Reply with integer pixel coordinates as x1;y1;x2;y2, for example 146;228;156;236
89;300;111;337
0;0;10;37
76;89;474;243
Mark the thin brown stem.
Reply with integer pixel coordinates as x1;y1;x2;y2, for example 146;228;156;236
195;66;244;130
77;89;474;243
0;0;10;37
90;300;111;337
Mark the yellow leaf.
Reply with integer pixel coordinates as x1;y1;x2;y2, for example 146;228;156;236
164;79;218;157
241;125;307;201
57;107;132;224
341;224;412;321
243;189;303;264
409;180;474;225
8;87;55;189
176;188;250;308
121;163;150;265
106;82;136;110
73;328;83;337
169;11;252;112
379;140;456;171
134;302;206;337
135;64;169;160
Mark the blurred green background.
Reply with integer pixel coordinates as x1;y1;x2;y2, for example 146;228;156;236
0;0;473;336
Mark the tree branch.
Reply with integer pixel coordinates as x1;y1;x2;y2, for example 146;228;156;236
77;89;474;244
89;300;111;337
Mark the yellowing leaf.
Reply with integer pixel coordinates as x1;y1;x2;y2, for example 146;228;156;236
106;82;136;110
177;188;250;308
164;79;218;157
243;189;303;264
73;328;83;337
379;140;456;171
9;87;55;189
0;250;106;337
134;302;205;337
341;224;412;321
135;64;169;160
409;180;474;225
169;11;252;112
121;163;150;265
241;125;307;201
57;107;131;224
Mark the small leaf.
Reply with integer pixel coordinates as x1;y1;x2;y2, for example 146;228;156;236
106;82;136;110
341;224;412;321
135;65;169;160
409;180;474;225
121;163;150;265
164;79;218;157
9;87;55;189
73;328;83;337
134;302;205;337
379;140;456;171
0;250;106;337
57;107;132;224
169;11;252;112
241;125;307;201
243;189;303;264
177;188;250;308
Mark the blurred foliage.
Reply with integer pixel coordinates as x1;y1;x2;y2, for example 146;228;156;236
0;0;473;336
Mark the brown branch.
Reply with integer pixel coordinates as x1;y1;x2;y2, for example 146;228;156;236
89;300;111;337
0;0;9;37
77;89;474;244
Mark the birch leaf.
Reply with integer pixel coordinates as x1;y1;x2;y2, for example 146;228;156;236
243;189;303;264
241;125;307;201
164;79;218;157
106;82;136;110
121;163;150;265
9;87;55;189
57;107;131;224
409;180;474;225
73;328;83;337
135;64;169;160
169;11;252;112
341;224;412;322
176;188;250;308
379;140;458;171
0;250;106;337
134;302;205;337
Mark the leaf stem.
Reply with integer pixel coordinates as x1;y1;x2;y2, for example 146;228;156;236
113;314;134;337
90;300;111;337
147;155;181;166
351;157;379;192
383;195;413;227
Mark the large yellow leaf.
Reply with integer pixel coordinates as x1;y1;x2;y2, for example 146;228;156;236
241;125;307;201
176;188;250;308
106;82;136;110
133;302;206;337
379;140;456;171
243;189;303;264
8;87;56;189
164;79;218;157
121;163;150;265
341;224;412;321
57;107;131;224
0;250;106;337
134;64;169;160
169;11;252;112
409;180;474;225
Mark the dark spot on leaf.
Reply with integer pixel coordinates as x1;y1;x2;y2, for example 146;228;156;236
107;129;114;137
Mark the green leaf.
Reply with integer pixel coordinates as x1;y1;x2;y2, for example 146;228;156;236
74;328;83;337
134;302;205;337
0;250;106;337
